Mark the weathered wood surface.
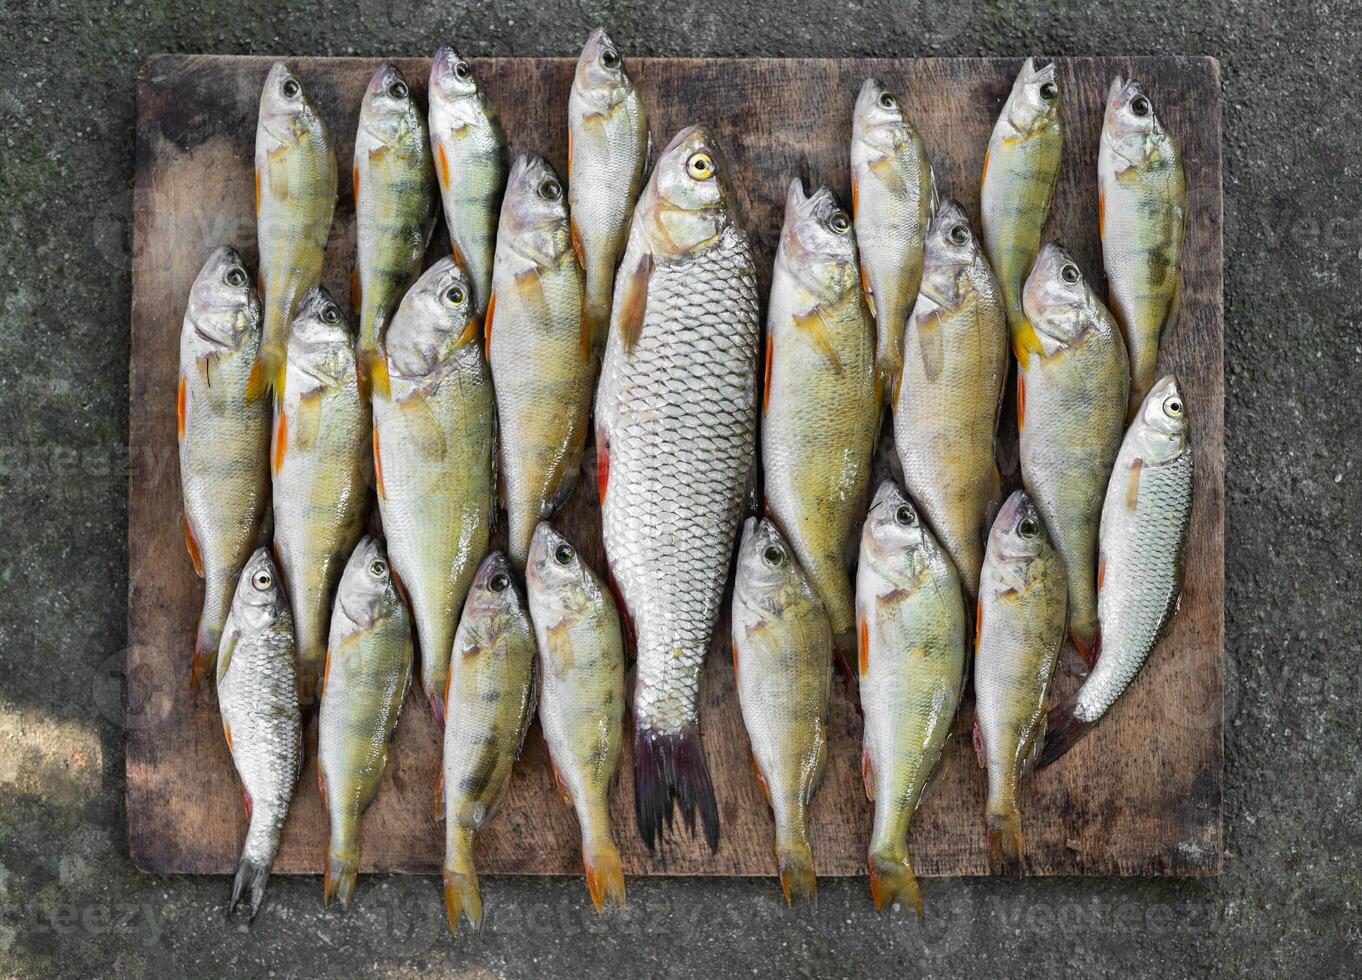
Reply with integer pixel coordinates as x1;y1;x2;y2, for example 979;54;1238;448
129;54;1223;878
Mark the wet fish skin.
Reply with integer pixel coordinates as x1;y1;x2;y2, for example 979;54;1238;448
1039;376;1193;766
525;523;626;912
892;200;1008;600
762;179;878;652
318;536;412;908
373;257;495;728
354;62;439;398
178;247;272;692
595;125;760;852
980;58;1063;339
856;481;965;917
1018;243;1129;660
442;553;537;934
271;287;371;709
973;490;1067;874
216;548;302;920
851;78;937;404
1100;77;1187;418
429;47;506;318
731;518;832;905
254;62;338;398
487;155;593;568
568;27;649;356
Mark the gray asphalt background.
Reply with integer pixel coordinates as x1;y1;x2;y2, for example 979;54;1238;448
1;0;1359;976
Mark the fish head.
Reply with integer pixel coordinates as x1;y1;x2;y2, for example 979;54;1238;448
360;63;420;148
574;28;634;109
777;179;859;301
231;548;289;631
988;490;1055;568
526;523;594;618
385;257;480;381
500;155;570;265
1105;76;1165;145
734;518;814;616
258;62;323;142
852;78;912;152
1002;58;1061;138
638;124;734;259
184;246;261;357
861;481;946;590
464;552;525;634
430;46;480;103
919;199;983;305
287;287;354;388
335;535;402;631
1022;242;1092;353
1133;375;1190;464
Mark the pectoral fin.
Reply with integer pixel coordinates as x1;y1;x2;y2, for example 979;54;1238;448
397;392;448;460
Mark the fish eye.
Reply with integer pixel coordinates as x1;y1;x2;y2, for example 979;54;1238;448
762;544;784;567
388;80;409;101
829;211;852;235
1018;517;1039;539
488;571;510;593
1039;81;1058;102
894;504;917;527
601;48;621;70
1131;95;1151;117
687;152;715;181
454;61;472;81
281;78;301;100
320;304;340;324
1163;395;1184;418
444;284;466;306
251;568;273;590
1060;263;1081;284
948;223;970;246
538;177;562;201
224;267;248;287
553;542;575;566
369;558;387;578
878;91;897;110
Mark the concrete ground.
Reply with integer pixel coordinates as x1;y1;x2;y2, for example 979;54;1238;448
1;0;1358;977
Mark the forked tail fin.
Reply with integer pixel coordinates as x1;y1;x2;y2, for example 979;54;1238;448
443;868;484;934
228;855;272;921
323;850;359;908
583;845;627;913
985;808;1025;875
867;849;923;917
777;839;817;906
1036;701;1096;770
634;726;720;853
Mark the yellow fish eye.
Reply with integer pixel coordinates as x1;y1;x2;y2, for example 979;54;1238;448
829;211;851;235
687;152;715;181
251;569;273;591
369;558;387;578
1163;395;1184;418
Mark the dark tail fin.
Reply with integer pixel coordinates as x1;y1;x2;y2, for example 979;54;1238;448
1036;701;1096;770
443;869;483;934
634;726;720;853
777;840;817;906
228;855;271;920
867;850;923;917
985;809;1025;875
323;851;359;909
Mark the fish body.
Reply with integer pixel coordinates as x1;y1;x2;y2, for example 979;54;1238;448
254;63;338;398
442;553;537;933
850;79;936;403
595;125;760;851
731;519;832;904
1100;77;1187;417
428;47;506;318
568;27;649;356
354;63;438;398
1039;376;1193;766
979;58;1063;339
1018;243;1129;659
762;179;878;650
973;491;1066;873
271;287;371;707
525;523;626;912
318;536;413;908
856;481;966;915
178;247;272;691
216;548;302;920
487;155;592;567
892;200;1008;600
373;257;495;726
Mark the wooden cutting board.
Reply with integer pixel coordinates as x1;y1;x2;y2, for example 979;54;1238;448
128;54;1224;878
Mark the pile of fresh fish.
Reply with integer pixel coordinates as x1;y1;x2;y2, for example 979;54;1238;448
176;46;1195;923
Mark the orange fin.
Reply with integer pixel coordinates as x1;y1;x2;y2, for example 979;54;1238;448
1098;189;1106;241
583;848;626;913
435;142;450;192
182;517;203;577
778;844;817;906
372;425;386;500
570;216;586;270
867;852;922;917
175;375;187;439
1125;458;1144;511
861;744;875;800
271;409;288;476
986;809;1025;875
550;762;572;805
443;870;483;934
857;615;869;675
616;251;652;352
483;292;496;356
595;432;611;506
731;641;740;684
1017;372;1026;431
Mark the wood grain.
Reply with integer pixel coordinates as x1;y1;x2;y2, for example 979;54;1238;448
129;55;1224;878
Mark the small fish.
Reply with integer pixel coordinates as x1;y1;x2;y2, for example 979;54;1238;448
856;482;966;917
442;553;537;934
216;548;302;920
731;519;832;905
892;201;1008;600
850;79;937;404
980;58;1063;339
1018;243;1129;661
354;63;439;399
177;247;271;692
1100;77;1187;418
271;288;371;708
972;491;1066;874
595;125;761;852
487;155;593;567
525;523;626;913
428;47;506;318
568;27;650;356
254;63;338;398
1039;376;1193;766
373;257;495;727
318;536;413;908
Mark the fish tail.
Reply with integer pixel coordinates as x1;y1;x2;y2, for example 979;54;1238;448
426;688;448;731
585;274;612;356
985;807;1025;875
442;868;483;934
1036;700;1096;770
776;837;817;906
190;623;219;694
633;725;720;853
246;345;284;402
866;848;922;917
323;848;360;909
357;348;390;401
228;854;272;921
582;843;627;913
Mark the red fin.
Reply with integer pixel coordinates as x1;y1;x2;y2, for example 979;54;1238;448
595;431;611;506
550;762;572;804
861;745;875;800
986;809;1024;875
980;147;991;195
616;252;651;352
190;625;216;694
583;848;626;913
428;689;447;732
634;725;719;853
762;333;773;415
240;784;253;820
1071;628;1099;668
1036;700;1097;770
570;216;586;270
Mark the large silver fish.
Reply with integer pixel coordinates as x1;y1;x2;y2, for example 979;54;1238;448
595;125;760;851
